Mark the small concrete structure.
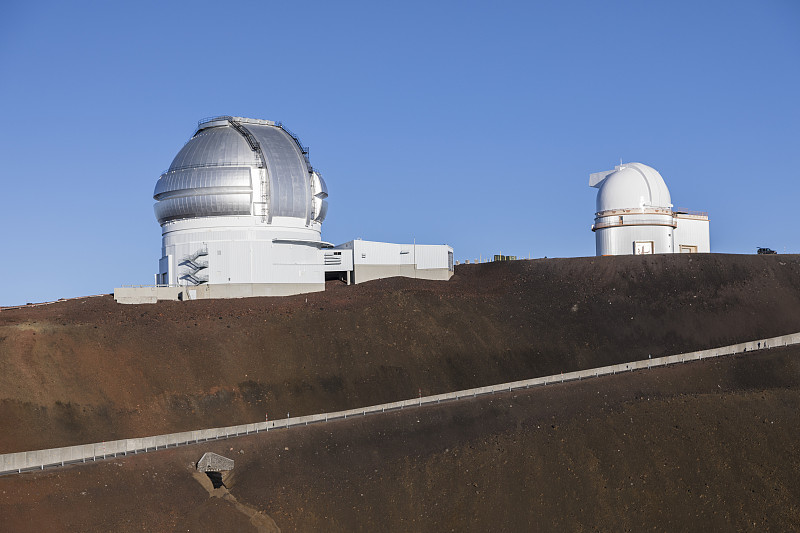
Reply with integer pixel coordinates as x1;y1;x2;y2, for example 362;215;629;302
197;452;234;472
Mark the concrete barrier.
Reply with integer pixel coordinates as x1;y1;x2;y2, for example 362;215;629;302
3;330;799;475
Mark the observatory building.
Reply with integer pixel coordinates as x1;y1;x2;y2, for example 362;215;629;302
114;117;453;304
153;116;328;295
589;162;709;256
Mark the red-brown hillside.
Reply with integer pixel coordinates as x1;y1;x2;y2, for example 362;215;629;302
1;348;798;532
1;253;800;454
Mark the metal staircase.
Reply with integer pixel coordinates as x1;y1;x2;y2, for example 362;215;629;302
179;248;209;285
179;272;209;285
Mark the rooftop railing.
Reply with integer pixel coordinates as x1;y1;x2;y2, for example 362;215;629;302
274;122;309;154
672;207;709;217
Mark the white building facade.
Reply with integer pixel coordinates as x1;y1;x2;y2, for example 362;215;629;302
590;163;709;256
114;116;452;304
325;240;454;285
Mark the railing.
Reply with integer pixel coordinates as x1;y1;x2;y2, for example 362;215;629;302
228;119;267;170
184;248;207;261
275;121;313;173
672;207;709;217
592;218;678;231
198;115;234;126
181;259;208;271
180;247;210;285
3;330;798;476
197;116;274;128
596;207;673;216
117;285;173;289
179;273;209;285
274;122;309;154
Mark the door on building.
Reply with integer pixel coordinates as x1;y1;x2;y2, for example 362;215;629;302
634;241;654;255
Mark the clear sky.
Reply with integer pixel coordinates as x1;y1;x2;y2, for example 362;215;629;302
1;1;798;305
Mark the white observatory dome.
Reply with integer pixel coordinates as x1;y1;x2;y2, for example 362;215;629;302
595;162;671;213
154;116;328;225
152;117;330;291
588;161;710;257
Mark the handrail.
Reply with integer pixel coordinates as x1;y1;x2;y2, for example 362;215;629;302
184;248;208;262
227;119;267;169
197;116;275;128
180;259;208;270
274;121;313;176
595;207;673;216
179;273;209;285
198;115;233;126
116;285;176;289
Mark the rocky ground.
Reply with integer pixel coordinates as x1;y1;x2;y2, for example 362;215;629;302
0;348;798;532
1;253;800;530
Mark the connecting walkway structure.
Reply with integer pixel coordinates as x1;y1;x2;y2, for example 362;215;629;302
3;331;799;476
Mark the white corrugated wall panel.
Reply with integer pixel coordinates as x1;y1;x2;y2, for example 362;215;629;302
270;244;325;283
596;225;673;255
353;240;412;265
673;217;710;253
414;245;451;270
350;240;452;269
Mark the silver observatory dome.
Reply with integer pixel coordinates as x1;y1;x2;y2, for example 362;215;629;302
153;116;328;226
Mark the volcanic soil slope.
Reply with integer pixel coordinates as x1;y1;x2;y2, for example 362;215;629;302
0;254;800;530
2;253;800;453
1;347;799;532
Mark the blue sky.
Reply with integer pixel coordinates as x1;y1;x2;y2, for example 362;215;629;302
1;1;798;305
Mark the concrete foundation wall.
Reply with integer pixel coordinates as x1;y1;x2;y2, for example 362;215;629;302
353;265;453;284
113;286;183;304
114;283;324;304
